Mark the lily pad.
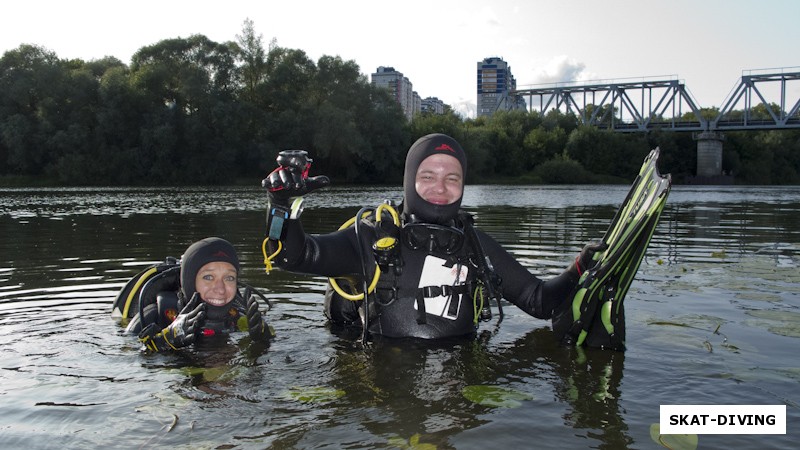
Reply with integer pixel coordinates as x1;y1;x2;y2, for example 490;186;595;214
734;292;782;302
175;365;240;382
387;433;437;450
286;386;345;403
746;310;800;338
462;385;532;408
649;423;698;450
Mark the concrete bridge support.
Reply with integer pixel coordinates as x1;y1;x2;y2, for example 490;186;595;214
694;131;725;177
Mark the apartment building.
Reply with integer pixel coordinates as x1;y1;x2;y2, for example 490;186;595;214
371;66;418;120
477;56;526;117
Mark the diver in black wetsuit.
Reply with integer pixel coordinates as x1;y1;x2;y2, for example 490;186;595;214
262;134;610;345
124;237;274;351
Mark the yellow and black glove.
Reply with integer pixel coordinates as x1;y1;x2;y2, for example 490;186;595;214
245;287;274;342
138;293;206;351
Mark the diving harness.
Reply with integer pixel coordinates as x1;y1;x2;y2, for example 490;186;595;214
112;257;272;335
262;201;504;342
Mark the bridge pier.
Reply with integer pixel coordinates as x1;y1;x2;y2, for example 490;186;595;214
693;131;728;181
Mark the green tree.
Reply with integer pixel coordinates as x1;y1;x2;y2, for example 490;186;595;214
564;126;649;181
479;110;541;177
4;22;798;187
236;18;267;103
410;108;465;139
0;44;64;176
258;46;317;150
645;129;694;182
130;35;241;183
93;63;149;184
523;125;566;169
356;86;409;184
308;55;367;180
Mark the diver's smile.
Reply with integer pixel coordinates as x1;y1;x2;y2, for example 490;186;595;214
415;154;463;206
195;261;238;307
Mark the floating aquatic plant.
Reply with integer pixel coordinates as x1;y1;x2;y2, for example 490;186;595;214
176;365;240;382
649;423;698;450
286;386;345;403
387;433;437;450
462;385;533;408
746;310;800;338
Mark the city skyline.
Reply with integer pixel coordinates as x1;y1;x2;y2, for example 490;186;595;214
3;0;798;118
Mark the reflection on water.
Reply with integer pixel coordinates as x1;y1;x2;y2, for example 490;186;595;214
0;185;799;449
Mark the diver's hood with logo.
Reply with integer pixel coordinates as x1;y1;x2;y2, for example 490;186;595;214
402;134;467;225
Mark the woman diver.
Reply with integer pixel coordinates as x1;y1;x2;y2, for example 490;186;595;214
117;237;274;352
261;134;616;348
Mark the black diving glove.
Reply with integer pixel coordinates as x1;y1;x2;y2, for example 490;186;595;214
569;241;608;277
261;150;330;207
138;293;206;352
245;287;273;342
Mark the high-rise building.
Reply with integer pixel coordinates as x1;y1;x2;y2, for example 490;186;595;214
371;66;416;120
421;97;445;114
371;66;449;119
477;57;526;117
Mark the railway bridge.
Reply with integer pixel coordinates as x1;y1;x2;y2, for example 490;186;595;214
510;67;800;179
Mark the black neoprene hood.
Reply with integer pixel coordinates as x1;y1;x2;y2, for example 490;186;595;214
180;237;240;300
402;133;467;224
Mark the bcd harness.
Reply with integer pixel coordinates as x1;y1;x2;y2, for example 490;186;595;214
114;257;271;335
264;201;504;334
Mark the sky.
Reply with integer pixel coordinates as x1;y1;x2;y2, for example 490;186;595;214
2;0;799;118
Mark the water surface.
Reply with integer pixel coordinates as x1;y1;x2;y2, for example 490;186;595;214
0;185;798;449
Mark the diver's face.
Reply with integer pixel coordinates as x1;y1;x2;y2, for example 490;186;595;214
415;154;463;205
195;261;238;307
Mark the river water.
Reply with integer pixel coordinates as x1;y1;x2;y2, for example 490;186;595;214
0;184;798;449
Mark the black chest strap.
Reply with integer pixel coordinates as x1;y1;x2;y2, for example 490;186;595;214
415;283;470;324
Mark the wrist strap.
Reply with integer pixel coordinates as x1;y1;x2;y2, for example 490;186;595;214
268;205;290;240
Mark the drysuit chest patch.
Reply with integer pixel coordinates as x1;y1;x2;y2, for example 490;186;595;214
414;255;469;320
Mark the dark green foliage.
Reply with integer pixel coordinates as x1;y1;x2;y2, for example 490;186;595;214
1;26;799;186
533;157;596;184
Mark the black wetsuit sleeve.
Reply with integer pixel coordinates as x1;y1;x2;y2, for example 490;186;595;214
477;229;579;320
270;217;367;278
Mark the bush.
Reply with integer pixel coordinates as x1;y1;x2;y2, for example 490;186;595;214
533;158;595;184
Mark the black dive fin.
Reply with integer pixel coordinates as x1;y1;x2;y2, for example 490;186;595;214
559;147;671;351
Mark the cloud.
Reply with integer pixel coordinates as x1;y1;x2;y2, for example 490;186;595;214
529;55;596;85
480;6;501;26
451;98;477;119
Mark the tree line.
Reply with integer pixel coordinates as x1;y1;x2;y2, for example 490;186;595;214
2;19;799;186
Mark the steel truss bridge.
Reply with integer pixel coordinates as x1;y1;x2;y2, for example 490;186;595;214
510;68;800;133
